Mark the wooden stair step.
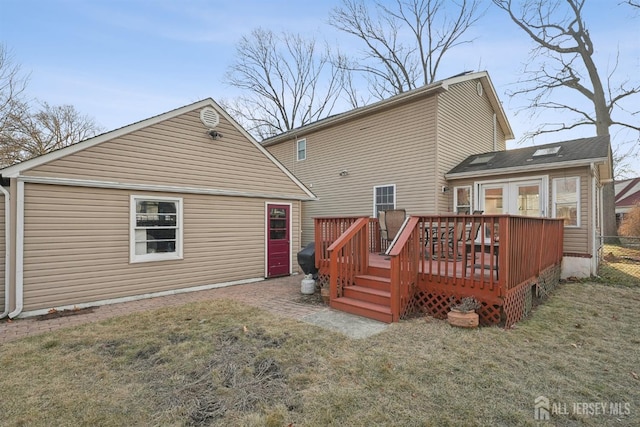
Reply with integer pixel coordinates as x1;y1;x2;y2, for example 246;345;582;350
343;285;390;306
354;274;391;291
331;297;393;323
366;265;391;278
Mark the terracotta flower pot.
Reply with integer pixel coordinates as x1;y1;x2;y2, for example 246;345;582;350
447;309;479;328
320;287;330;304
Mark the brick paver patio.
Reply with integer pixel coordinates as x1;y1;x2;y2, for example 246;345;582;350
0;275;327;344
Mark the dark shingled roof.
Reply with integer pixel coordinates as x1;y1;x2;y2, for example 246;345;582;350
446;135;610;177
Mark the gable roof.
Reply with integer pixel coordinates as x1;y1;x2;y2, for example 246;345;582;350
262;71;513;147
445;135;612;180
0;98;316;200
615;177;640;208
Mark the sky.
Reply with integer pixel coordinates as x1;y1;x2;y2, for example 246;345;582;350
2;0;639;175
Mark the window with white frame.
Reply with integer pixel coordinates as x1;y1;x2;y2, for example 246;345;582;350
131;196;183;263
297;139;306;161
454;186;471;214
553;177;580;227
373;184;396;216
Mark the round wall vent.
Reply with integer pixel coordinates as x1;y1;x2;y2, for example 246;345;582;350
200;107;220;128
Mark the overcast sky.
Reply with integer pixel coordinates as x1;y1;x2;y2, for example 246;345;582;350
2;0;639;174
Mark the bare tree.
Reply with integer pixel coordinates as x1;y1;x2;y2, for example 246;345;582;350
493;0;640;237
329;0;484;99
2;102;103;166
493;0;639;141
0;44;29;138
223;28;345;139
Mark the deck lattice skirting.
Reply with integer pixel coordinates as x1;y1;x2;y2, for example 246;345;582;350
315;215;564;327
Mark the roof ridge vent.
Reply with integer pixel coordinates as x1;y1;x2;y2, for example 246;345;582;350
200;107;220;128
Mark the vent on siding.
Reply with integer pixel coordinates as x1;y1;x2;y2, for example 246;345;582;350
200;107;220;128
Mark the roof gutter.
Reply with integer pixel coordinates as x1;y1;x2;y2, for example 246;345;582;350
0;185;10;319
8;180;23;319
445;157;610;180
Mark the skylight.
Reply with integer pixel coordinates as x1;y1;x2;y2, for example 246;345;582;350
533;146;561;157
469;154;495;165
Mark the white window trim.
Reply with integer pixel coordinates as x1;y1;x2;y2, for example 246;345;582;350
473;175;548;217
372;184;396;217
130;195;183;263
296;139;306;161
453;185;472;214
552;176;581;228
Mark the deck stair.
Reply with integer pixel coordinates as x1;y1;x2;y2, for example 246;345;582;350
330;266;393;323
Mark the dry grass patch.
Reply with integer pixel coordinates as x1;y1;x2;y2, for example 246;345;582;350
599;243;640;286
1;282;639;426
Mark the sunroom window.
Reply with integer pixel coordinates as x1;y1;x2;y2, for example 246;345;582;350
131;196;183;263
553;177;580;227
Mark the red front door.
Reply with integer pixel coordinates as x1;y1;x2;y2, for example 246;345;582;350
267;204;290;277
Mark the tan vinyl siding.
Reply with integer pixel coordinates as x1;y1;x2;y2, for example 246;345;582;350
21;183;300;312
436;80;507;211
549;167;591;254
0;192;4;313
24;109;306;199
267;78;510;247
269;96;438;246
447;165;592;255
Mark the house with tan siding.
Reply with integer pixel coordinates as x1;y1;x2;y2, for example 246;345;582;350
445;136;612;278
264;71;611;279
263;71;513;246
0;99;315;318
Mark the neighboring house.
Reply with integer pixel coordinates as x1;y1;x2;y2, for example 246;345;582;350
0;99;315;318
264;71;514;247
615;177;640;228
446;136;613;278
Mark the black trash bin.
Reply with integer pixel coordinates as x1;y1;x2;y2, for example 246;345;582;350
297;242;318;276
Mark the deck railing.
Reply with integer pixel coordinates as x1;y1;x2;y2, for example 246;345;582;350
315;217;370;301
387;214;564;323
387;216;421;320
314;216;362;274
315;214;564;325
501;216;564;293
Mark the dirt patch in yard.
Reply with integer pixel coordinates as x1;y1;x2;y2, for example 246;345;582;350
35;306;97;320
134;326;301;426
294;292;325;306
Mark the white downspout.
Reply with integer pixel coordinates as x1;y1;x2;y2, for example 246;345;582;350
8;180;23;319
0;185;10;319
493;113;497;151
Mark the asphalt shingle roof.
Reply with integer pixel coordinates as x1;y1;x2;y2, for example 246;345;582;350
447;135;610;177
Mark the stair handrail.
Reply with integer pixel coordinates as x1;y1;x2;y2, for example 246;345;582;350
384;216;411;256
387;216;421;320
327;217;370;302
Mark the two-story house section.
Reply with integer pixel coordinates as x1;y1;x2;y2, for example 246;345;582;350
263;71;514;247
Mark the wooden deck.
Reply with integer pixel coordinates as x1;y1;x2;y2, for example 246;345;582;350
314;215;564;326
369;252;498;280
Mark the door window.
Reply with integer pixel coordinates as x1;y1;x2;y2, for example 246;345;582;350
478;179;544;217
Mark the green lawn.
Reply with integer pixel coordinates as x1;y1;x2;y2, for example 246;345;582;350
1;280;638;426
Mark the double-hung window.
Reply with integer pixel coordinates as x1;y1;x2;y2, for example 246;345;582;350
553;177;580;227
373;184;396;216
297;139;306;161
131;196;183;263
